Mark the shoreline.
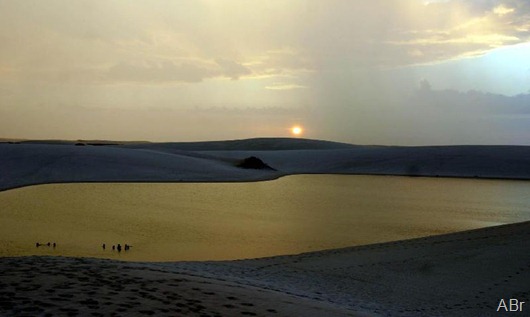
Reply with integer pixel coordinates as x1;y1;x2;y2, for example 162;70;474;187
2;219;528;263
1;171;530;193
1;221;529;316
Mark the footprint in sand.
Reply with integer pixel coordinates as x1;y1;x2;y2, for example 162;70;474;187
59;307;79;314
138;310;155;315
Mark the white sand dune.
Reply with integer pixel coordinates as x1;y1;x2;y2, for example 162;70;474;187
1;221;528;316
2;138;530;191
0;142;280;191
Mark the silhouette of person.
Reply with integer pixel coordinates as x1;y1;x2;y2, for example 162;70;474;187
36;242;40;247
46;242;50;247
102;243;106;250
53;242;56;248
117;244;122;252
112;245;115;250
124;244;129;251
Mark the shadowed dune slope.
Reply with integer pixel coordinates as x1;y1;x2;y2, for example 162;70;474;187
0;143;279;191
205;145;530;178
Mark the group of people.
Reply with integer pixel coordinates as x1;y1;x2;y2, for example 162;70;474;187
35;242;56;248
102;243;132;252
34;242;133;253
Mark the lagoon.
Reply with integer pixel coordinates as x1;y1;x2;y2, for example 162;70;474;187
0;175;529;261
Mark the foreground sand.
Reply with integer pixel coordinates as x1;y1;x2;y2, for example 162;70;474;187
1;221;528;316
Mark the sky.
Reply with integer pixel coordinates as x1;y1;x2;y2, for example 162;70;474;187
1;0;530;145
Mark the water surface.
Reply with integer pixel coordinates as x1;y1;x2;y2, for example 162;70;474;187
1;175;529;261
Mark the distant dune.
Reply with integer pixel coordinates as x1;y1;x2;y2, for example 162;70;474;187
4;137;354;150
123;137;356;151
1;138;530;191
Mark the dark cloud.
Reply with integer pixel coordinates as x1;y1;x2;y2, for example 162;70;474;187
107;61;211;83
414;83;530;114
105;59;252;83
215;59;251;80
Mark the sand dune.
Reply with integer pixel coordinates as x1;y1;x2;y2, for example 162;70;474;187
2;138;530;191
1;221;528;316
0;142;279;191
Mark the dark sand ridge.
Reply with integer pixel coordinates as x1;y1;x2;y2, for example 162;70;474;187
1;221;528;316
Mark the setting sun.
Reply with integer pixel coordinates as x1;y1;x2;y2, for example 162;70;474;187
291;126;303;136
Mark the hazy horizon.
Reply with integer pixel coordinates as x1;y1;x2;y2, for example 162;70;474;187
1;1;530;145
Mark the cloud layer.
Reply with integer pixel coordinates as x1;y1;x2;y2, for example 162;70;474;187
0;1;529;144
2;1;529;83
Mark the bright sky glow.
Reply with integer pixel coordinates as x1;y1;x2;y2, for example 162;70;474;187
0;1;529;145
291;126;303;136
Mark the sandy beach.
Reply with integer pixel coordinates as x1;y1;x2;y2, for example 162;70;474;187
1;221;528;316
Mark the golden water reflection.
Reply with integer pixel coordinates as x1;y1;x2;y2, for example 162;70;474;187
1;175;529;261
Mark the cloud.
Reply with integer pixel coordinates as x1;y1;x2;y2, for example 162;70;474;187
386;0;530;65
105;59;251;84
215;59;252;80
0;59;252;85
107;61;212;83
493;4;515;16
413;82;530;114
244;49;314;78
265;83;306;90
2;1;528;82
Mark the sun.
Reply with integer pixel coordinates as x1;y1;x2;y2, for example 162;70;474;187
291;126;303;136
